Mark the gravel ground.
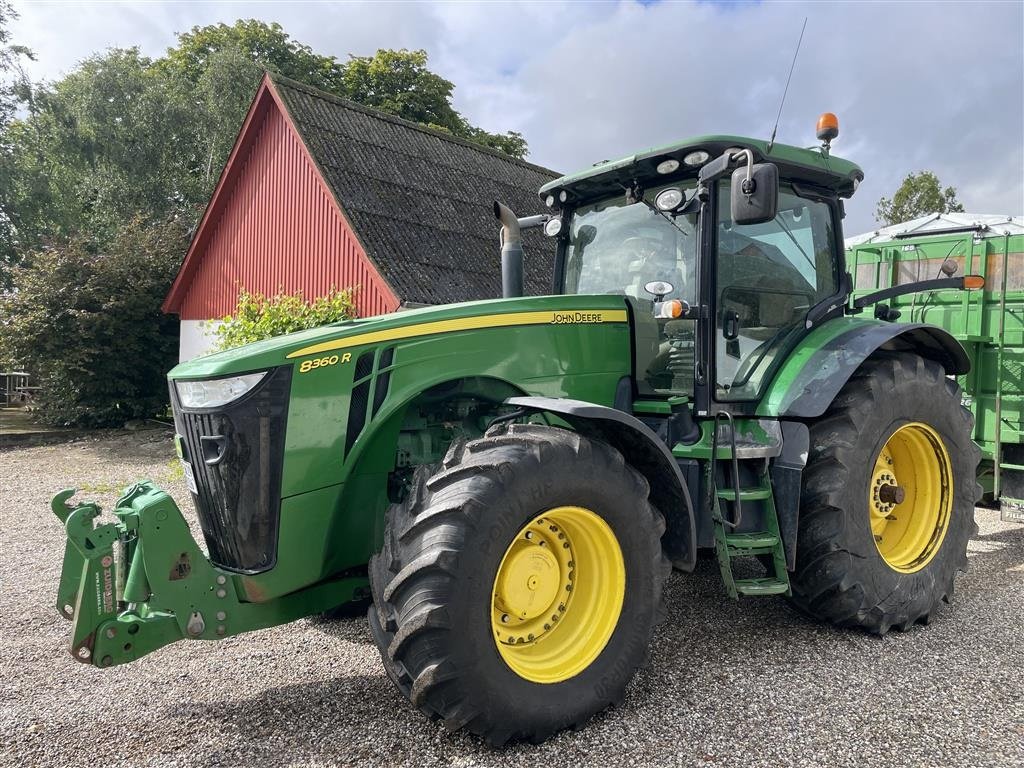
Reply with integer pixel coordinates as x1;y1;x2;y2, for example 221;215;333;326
2;428;1022;768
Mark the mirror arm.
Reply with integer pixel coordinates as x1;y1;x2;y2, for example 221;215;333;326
730;149;755;187
516;214;550;230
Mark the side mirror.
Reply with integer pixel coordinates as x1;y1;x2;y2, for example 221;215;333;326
730;162;778;226
575;224;597;249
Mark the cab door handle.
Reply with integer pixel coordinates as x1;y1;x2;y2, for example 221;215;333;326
723;309;740;340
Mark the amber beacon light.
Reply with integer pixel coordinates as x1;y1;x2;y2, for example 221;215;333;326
816;112;839;142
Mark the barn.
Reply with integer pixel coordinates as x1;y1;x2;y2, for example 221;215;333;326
162;73;558;361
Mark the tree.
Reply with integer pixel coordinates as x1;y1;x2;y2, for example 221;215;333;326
157;20;346;94
4;49;194;256
0;0;33;286
0;216;188;426
339;49;527;159
0;0;32;127
876;171;965;226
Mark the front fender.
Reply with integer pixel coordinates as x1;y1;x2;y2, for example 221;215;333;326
506;396;696;572
758;317;970;419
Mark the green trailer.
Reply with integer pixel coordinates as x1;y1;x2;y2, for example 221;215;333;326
50;119;991;744
846;214;1024;520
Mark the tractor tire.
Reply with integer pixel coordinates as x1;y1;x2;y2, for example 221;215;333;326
368;422;670;745
790;353;980;634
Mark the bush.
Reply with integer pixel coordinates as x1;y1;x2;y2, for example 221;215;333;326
0;216;187;427
213;287;357;350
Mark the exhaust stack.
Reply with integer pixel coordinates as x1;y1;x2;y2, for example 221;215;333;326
494;201;524;299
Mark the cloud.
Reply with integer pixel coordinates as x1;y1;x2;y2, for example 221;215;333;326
9;0;1023;233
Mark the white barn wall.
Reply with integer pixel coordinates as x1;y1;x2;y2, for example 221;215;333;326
179;320;222;362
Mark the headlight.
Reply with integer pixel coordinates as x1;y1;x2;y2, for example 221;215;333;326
175;372;267;409
655;187;684;211
656;158;680;175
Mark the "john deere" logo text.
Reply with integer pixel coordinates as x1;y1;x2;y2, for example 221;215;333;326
550;312;606;325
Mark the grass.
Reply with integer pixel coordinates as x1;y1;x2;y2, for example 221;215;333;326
77;480;131;494
76;461;183;495
164;459;184;482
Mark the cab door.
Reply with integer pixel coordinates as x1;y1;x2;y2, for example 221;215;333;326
712;183;841;402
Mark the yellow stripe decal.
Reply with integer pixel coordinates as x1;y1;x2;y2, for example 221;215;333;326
286;309;629;359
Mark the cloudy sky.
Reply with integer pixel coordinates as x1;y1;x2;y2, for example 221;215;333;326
10;0;1024;234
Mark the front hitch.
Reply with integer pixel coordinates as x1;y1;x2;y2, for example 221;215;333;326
51;482;367;668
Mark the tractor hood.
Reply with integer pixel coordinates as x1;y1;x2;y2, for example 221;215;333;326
169;294;630;380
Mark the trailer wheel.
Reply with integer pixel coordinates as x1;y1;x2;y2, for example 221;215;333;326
368;423;670;745
791;353;980;633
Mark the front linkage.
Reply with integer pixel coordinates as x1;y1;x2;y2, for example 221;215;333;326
52;482;367;668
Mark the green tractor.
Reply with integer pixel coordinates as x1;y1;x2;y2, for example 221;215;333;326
53;121;982;745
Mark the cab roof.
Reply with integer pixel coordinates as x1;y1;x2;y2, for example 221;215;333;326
539;134;863;203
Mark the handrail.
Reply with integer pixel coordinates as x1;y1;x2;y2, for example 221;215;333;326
710;411;743;529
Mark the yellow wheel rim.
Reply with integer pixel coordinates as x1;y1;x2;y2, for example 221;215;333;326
868;422;953;573
491;506;625;684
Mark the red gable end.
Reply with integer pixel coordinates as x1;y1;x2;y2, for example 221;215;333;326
163;74;400;320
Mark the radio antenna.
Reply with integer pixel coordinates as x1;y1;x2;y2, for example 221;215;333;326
767;16;807;153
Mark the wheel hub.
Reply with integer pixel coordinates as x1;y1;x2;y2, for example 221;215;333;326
490;507;625;684
494;544;561;621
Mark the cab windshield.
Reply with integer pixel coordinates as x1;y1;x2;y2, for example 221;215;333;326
563;181;698;304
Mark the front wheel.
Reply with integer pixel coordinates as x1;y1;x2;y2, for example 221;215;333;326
368;423;670;745
791;353;980;633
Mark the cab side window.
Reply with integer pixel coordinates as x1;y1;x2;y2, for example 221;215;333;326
715;185;837;401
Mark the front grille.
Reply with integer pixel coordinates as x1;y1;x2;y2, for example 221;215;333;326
171;367;291;573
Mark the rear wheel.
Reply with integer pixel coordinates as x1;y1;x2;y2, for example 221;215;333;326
791;353;979;633
368;423;670;745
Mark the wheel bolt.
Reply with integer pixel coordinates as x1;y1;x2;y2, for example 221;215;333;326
525;531;533;540
500;614;510;624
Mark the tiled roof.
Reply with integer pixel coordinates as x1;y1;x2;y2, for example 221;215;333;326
272;75;559;305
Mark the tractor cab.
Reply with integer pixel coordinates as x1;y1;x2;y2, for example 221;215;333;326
539;132;863;414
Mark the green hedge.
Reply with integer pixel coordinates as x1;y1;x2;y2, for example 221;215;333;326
213;287;357;351
0;217;186;427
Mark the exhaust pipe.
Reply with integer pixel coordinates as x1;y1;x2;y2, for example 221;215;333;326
494;201;524;299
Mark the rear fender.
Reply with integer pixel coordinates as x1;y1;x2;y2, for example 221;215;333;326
758;318;969;419
506;396;697;572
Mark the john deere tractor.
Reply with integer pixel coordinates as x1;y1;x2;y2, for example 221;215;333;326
52;118;981;745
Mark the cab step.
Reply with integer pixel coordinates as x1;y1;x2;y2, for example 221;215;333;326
717;487;772;502
725;531;779;549
709;411;791;601
735;577;791;596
